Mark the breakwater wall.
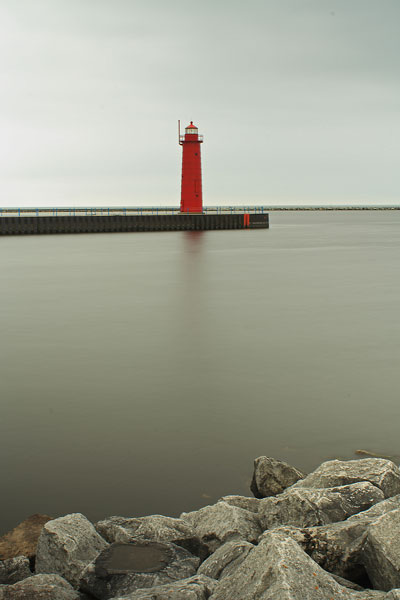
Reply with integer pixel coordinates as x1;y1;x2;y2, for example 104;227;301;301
0;213;268;236
1;456;400;598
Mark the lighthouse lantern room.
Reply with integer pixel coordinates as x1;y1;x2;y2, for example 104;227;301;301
179;121;203;213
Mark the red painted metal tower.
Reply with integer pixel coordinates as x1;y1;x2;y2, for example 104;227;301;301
179;121;203;213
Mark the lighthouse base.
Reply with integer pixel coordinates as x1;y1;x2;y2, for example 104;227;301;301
0;213;269;235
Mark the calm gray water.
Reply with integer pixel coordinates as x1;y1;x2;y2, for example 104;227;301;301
1;211;399;534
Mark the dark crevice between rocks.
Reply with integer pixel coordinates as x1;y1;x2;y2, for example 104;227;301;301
300;535;373;590
349;565;373;590
173;537;210;562
326;564;373;590
28;555;35;573
78;592;98;600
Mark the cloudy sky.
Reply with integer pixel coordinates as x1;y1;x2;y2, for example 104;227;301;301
0;0;399;207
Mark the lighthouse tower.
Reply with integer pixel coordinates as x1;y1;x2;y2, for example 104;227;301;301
179;121;203;213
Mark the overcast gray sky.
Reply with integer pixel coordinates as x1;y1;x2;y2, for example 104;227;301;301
0;0;399;207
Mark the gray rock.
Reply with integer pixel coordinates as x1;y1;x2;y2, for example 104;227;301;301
80;541;199;599
274;495;400;583
385;591;400;599
209;529;386;599
197;539;253;580
180;501;261;553
291;458;400;498
35;513;109;588
258;481;384;529
219;495;261;513
250;456;305;498
0;557;31;584
363;508;400;591
95;515;206;558
107;575;217;599
0;573;80;599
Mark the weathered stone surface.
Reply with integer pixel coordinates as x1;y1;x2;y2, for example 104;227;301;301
291;458;400;498
107;575;217;599
197;539;253;580
363;508;400;591
219;495;260;513
258;481;384;529
0;557;31;584
209;530;385;600
385;591;400;599
250;456;305;498
0;573;80;599
35;513;108;588
95;515;206;558
80;541;199;600
0;515;52;560
274;495;400;583
180;501;261;553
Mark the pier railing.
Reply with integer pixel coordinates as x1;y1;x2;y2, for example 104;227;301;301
1;205;398;218
0;206;269;217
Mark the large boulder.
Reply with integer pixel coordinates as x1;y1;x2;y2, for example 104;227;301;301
291;459;400;498
0;557;31;584
274;494;400;583
258;481;384;529
250;456;305;498
0;515;52;560
0;573;80;599
107;575;217;599
219;495;260;513
95;515;206;558
385;592;400;599
363;508;400;591
80;541;199;599
209;529;386;600
180;501;261;553
35;513;108;588
197;539;254;580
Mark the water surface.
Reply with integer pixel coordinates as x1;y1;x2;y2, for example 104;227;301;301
1;211;399;533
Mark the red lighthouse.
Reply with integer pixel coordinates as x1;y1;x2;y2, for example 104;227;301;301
179;121;203;213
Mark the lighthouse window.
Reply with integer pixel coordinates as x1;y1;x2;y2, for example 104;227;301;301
195;153;198;156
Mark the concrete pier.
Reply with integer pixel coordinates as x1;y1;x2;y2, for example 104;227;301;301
0;212;269;236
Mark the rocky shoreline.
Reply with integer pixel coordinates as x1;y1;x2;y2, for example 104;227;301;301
2;456;400;599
